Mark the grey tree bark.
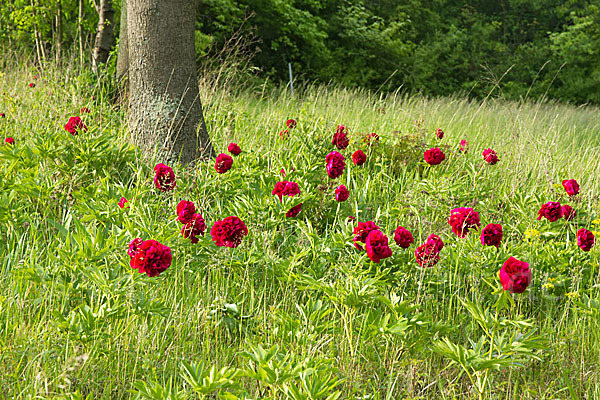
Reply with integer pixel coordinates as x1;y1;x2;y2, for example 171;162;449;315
92;0;115;73
115;0;127;82
127;0;214;165
55;0;62;61
78;0;83;66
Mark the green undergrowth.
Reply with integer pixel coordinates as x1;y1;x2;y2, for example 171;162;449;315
1;64;600;399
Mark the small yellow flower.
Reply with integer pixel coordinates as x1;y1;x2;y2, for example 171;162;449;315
542;282;555;290
524;228;540;241
565;291;579;300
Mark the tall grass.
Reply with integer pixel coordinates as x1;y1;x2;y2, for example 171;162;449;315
0;61;599;399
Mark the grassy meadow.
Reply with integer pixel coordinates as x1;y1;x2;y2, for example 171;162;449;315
1;63;600;399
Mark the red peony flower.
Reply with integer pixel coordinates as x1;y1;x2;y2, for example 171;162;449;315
426;234;444;252
482;148;499;165
5;137;14;145
154;163;176;191
435;128;444;139
424;147;445;165
353;221;380;250
280;167;295;177
128;238;143;258
365;230;393;263
286;203;303;218
282;182;300;197
562;179;580;196
80;107;90;114
562;205;576;221
0;112;5;118
272;181;301;201
211;216;248;248
64;116;88;135
181;213;206;244
215;153;233;174
228;143;242;156
326;151;345;179
577;228;596;252
118;197;129;209
447;207;480;237
481;223;503;248
335;185;349;202
499;256;531;293
176;200;196;224
272;181;286;197
362;132;380;146
29;83;35;88
537;201;563;222
393;226;414;248
130;239;172;277
332;125;349;150
352;150;367;166
415;241;440;268
287;119;297;129
279;129;289;139
459;139;469;153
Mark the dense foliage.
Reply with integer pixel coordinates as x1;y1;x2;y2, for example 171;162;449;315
2;0;600;104
1;63;600;398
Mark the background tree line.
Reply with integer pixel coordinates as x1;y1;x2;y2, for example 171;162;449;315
1;0;600;104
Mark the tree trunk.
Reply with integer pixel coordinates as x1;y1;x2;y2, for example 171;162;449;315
78;0;83;66
55;0;62;61
30;0;45;66
127;0;213;165
92;0;115;73
115;0;128;82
